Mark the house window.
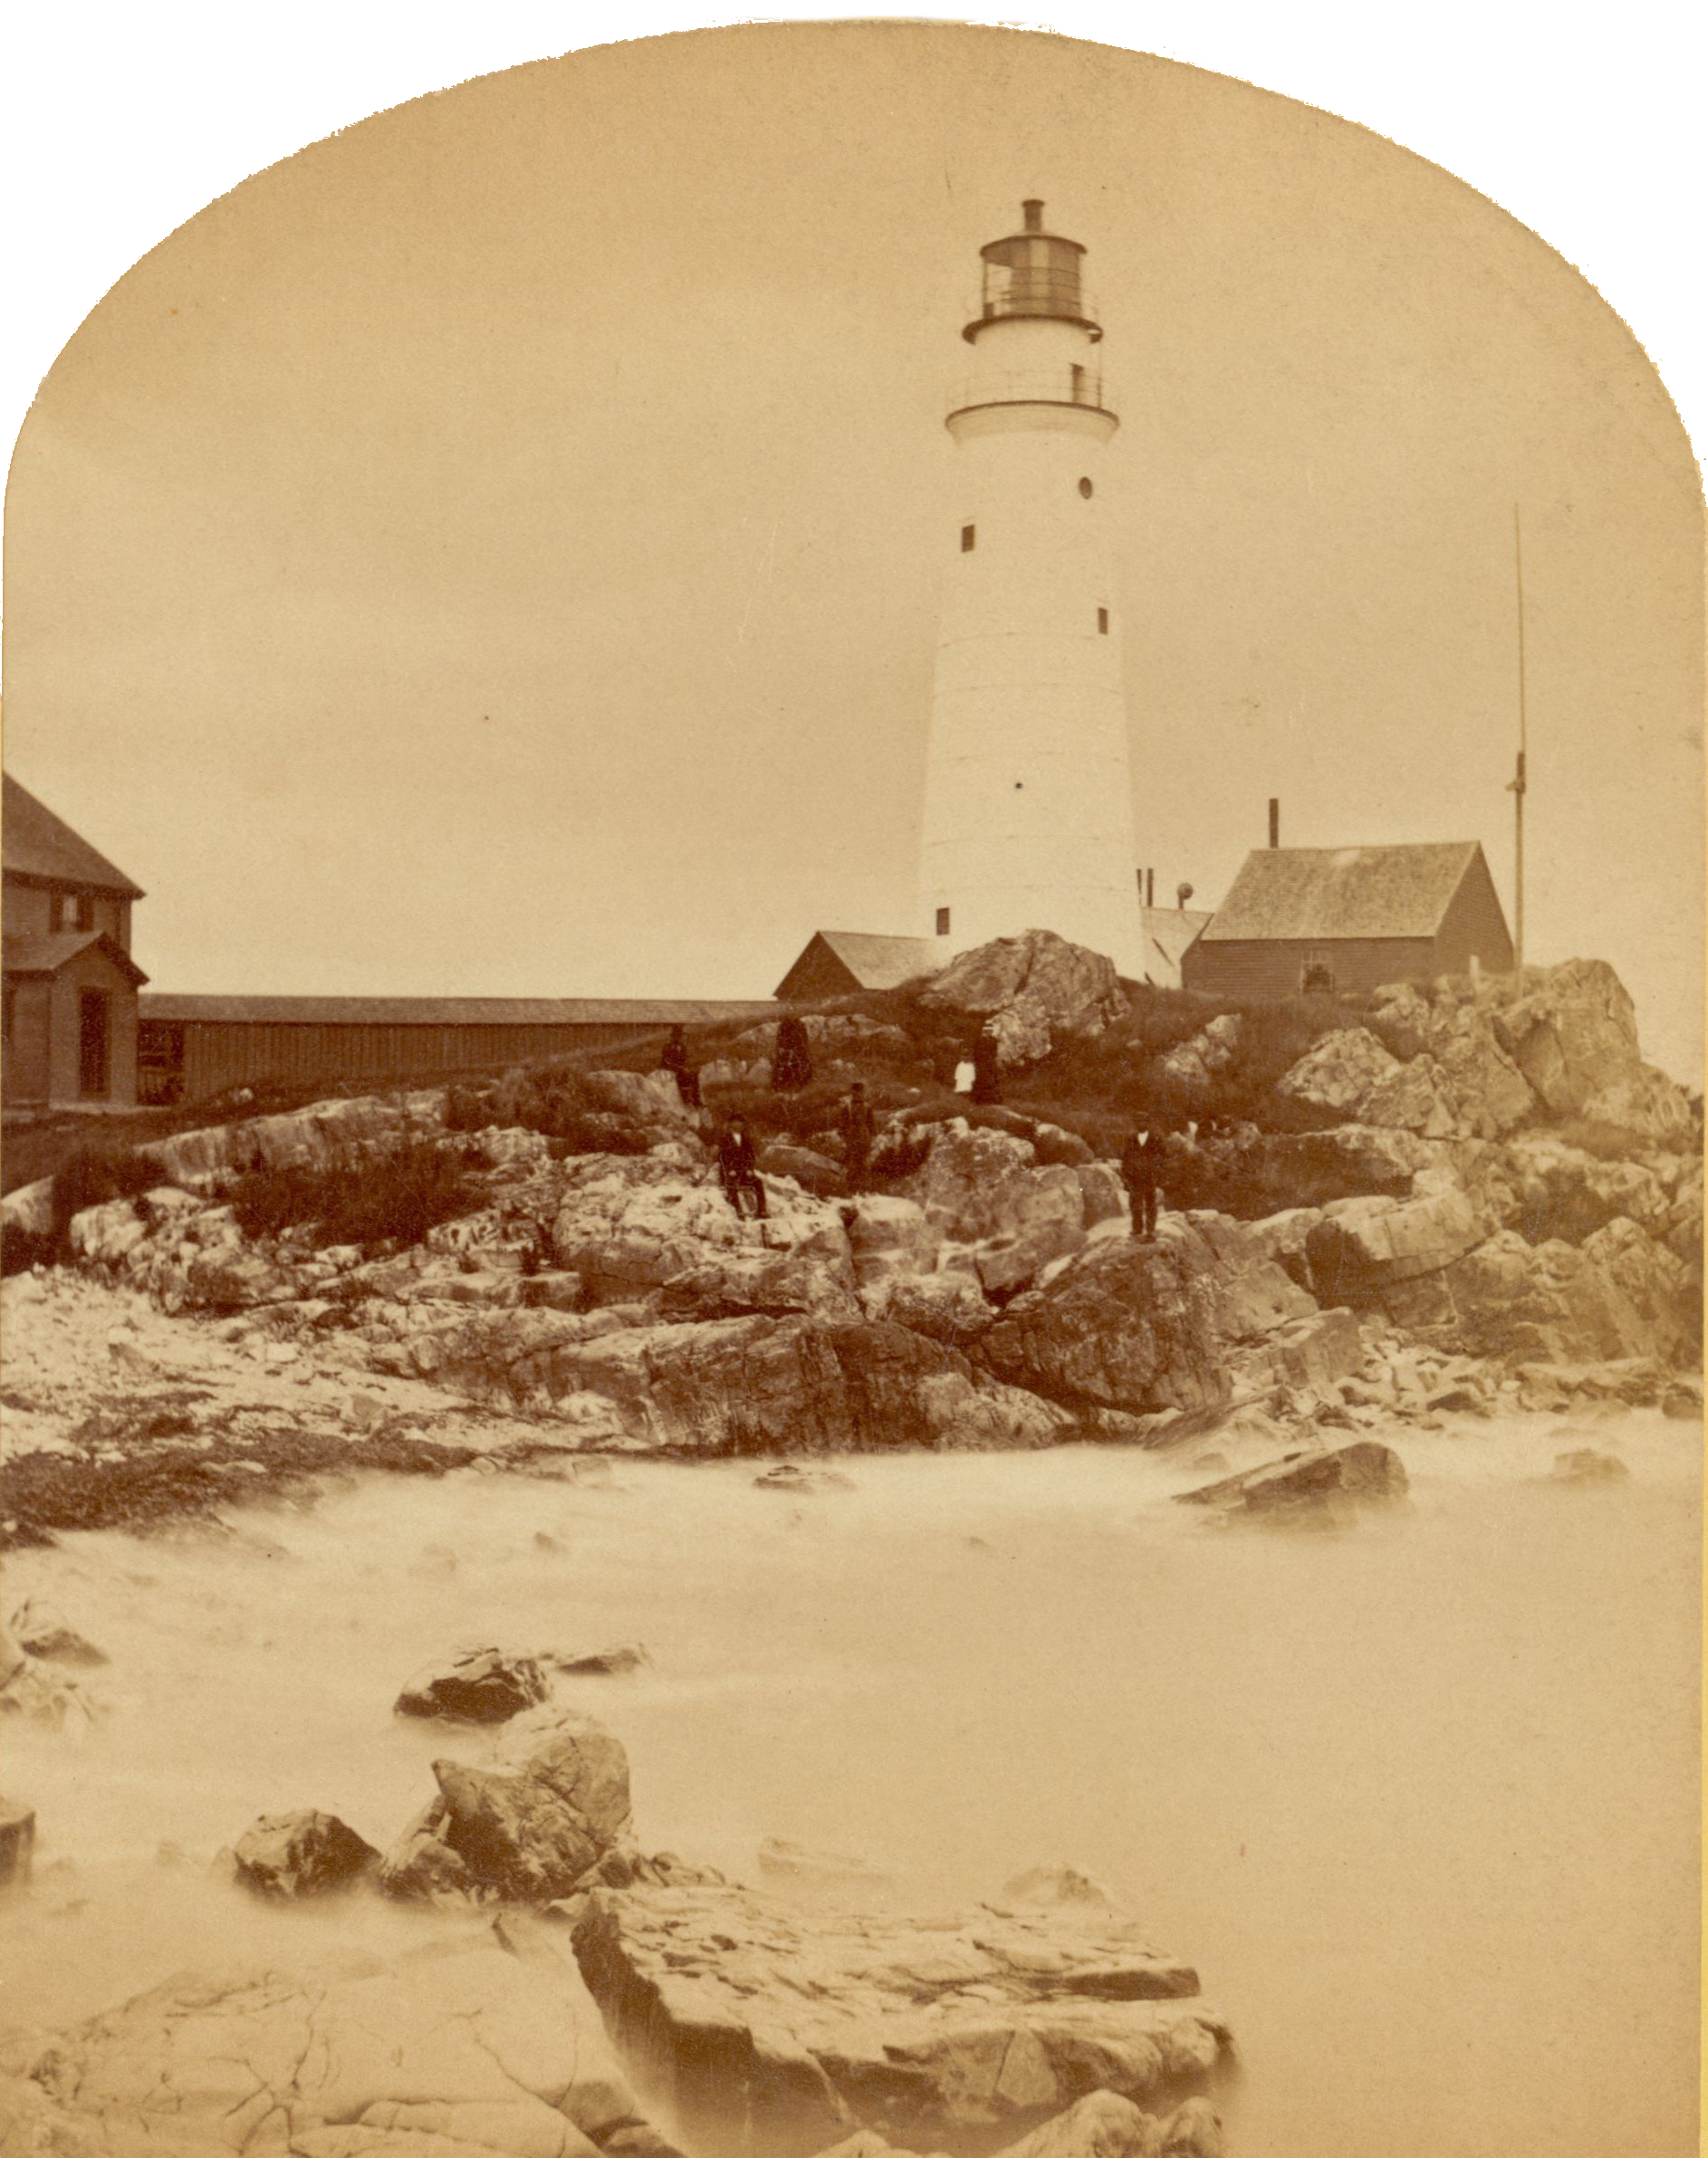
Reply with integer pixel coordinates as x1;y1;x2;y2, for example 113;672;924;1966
1300;953;1336;994
1097;608;1109;634
74;893;94;930
936;906;952;936
50;892;93;932
960;524;975;552
79;990;111;1099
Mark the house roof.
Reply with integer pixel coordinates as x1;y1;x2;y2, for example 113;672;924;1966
135;993;775;1028
4;931;149;985
1198;843;1487;944
2;775;144;897
783;931;948;994
1141;906;1214;974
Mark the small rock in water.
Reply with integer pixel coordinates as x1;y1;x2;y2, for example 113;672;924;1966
1661;1379;1703;1421
1175;1441;1408;1526
1551;1447;1631;1485
753;1463;857;1494
9;1599;108;1667
550;1644;650;1679
1160;2096;1227;2158
758;1835;892;1893
1000;1863;1115;1910
233;1809;379;1899
396;1646;548;1724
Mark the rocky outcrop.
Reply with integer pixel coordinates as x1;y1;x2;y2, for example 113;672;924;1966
380;1706;633;1904
145;1089;448;1185
1156;1015;1243;1103
1276;1026;1457;1137
1427;1218;1694;1364
902;1122;1099;1296
570;1880;1232;2158
233;1808;379;1898
395;1646;549;1724
921;932;1127;1067
1177;1441;1408;1523
0;1929;680;2158
1498;958;1692;1138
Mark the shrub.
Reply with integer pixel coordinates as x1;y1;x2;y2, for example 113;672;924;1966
229;1139;483;1250
50;1144;160;1223
867;1127;935;1185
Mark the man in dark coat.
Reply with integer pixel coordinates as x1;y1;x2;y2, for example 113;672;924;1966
1120;1125;1159;1239
840;1080;876;1193
716;1115;767;1219
660;1024;701;1109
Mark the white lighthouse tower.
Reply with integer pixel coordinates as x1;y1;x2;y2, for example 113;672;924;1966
918;201;1144;974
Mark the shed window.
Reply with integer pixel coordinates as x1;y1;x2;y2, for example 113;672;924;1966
51;892;94;932
960;525;975;552
1097;608;1109;634
936;906;952;936
1300;954;1336;994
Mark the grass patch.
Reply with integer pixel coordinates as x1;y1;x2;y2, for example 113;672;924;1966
229;1139;484;1250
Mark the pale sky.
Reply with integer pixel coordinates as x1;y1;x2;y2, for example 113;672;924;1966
5;23;1701;1075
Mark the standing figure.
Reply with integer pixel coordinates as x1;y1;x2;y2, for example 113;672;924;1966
1120;1125;1159;1239
716;1115;768;1220
970;1028;1003;1106
661;1023;701;1109
772;1015;814;1092
840;1079;877;1193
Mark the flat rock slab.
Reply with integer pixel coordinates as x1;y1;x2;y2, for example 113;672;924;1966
569;1885;1232;2158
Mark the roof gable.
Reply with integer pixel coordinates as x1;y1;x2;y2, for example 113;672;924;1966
4;930;149;985
1200;843;1484;944
3;775;145;898
815;932;946;990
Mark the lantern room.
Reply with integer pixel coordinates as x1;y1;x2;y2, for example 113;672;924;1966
964;199;1101;343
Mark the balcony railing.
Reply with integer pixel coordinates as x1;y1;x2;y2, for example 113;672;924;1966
946;368;1115;420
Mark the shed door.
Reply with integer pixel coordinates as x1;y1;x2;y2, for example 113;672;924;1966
79;989;111;1098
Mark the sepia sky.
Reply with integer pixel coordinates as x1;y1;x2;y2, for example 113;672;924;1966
5;23;1702;1075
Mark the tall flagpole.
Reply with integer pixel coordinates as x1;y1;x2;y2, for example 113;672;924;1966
1508;503;1528;974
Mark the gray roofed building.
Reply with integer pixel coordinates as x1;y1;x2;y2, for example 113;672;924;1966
774;931;948;1002
1140;905;1214;991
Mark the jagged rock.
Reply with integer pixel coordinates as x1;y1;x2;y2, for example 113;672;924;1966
1242;1205;1327;1292
1277;1026;1458;1137
1499;958;1646;1113
380;1707;632;1904
1580;1064;1695;1143
862;1271;995;1348
1423;1003;1536;1137
920;932;1127;1060
1502;1133;1669;1243
146;1089;447;1184
1158;2097;1226;2158
0;1798;35;1888
974;1219;1236;1421
8;1599;107;1667
0;1930;676;2157
846;1194;941;1288
1436;1218;1694;1364
657;1247;861;1323
1242;1126;1434;1213
753;1463;858;1494
1662;1376;1703;1420
1232;1308;1365;1397
1156;1014;1243;1101
571;1880;1231;2154
1176;1441;1408;1522
577;1069;695;1131
0;1621;97;1728
233;1809;379;1899
1076;1161;1127;1228
1304;1172;1488;1311
995;2090;1163;2158
395;1646;549;1724
901;1123;1093;1296
1552;1448;1630;1484
759;1141;846;1198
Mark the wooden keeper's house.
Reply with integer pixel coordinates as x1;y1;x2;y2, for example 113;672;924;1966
1183;840;1514;1001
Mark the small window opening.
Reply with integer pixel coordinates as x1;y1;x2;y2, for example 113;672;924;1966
1078;475;1094;498
1097;608;1109;634
960;524;975;552
1300;954;1336;995
936;906;952;936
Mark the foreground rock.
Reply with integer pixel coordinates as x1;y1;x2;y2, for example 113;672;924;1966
1176;1441;1408;1524
920;930;1127;1069
0;1926;682;2158
380;1706;632;1903
233;1808;379;1899
569;1880;1231;2158
830;2088;1226;2158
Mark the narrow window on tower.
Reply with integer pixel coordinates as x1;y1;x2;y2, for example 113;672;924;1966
960;524;975;552
1098;608;1109;635
936;906;952;936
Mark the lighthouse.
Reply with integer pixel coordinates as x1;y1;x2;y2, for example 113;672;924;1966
918;201;1144;974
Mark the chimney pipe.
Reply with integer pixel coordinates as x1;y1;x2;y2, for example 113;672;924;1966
1022;198;1044;233
1268;798;1280;849
1147;868;1155;907
1176;881;1194;912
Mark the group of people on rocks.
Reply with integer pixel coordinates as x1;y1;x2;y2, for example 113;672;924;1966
662;1024;1170;1242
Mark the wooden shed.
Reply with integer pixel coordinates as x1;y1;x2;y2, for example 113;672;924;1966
134;995;777;1107
1182;841;1514;1002
774;931;947;1003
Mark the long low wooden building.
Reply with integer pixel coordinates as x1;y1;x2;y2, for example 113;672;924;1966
135;994;778;1107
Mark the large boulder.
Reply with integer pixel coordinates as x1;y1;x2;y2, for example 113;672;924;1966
145;1090;447;1184
1304;1169;1490;1312
1155;1015;1242;1103
417;1307;1065;1454
1276;1027;1458;1137
845;1194;941;1289
920;932;1127;1065
233;1809;379;1899
974;1219;1240;1422
903;1122;1090;1295
1497;958;1643;1115
571;1880;1232;2158
380;1706;633;1903
0;1930;676;2158
1422;1003;1536;1138
1175;1124;1434;1218
1433;1218;1694;1364
1501;1133;1670;1244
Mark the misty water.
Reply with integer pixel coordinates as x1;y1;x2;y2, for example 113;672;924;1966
1;1416;1698;2158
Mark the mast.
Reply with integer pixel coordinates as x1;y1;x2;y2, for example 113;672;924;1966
1508;503;1528;973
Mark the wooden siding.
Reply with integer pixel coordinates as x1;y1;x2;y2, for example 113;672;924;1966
140;1018;699;1107
47;946;139;1108
4;979;53;1105
1183;935;1440;1002
1432;849;1516;975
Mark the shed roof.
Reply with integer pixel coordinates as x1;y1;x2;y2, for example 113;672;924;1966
135;993;775;1028
1198;843;1485;944
4;930;149;985
786;931;947;993
1141;906;1214;974
3;775;144;897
